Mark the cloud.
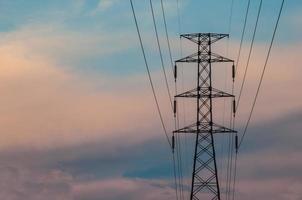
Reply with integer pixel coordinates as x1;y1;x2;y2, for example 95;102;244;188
235;179;302;200
0;165;175;200
73;178;175;200
0;16;301;162
96;0;116;11
90;0;120;15
216;110;302;200
0;4;301;199
0;166;73;200
0;24;174;152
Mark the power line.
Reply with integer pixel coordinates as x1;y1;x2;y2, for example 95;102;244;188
130;1;180;199
231;2;263;198
226;1;250;198
231;1;263;195
226;115;235;200
149;0;174;111
236;0;263;110
172;148;180;200
235;0;251;74
238;0;285;147
231;144;238;200
176;132;185;200
222;1;234;199
174;75;185;200
160;0;174;73
225;129;232;200
130;0;172;149
156;2;186;198
227;1;250;197
176;0;182;35
174;1;186;199
159;1;185;198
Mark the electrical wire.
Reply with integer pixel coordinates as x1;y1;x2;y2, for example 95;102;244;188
235;0;251;74
176;0;182;36
231;2;285;197
231;142;238;200
226;1;250;198
160;0;174;74
230;1;263;197
176;132;185;200
174;1;186;199
222;1;234;199
236;0;263;111
130;0;172;149
225;131;232;200
130;2;181;200
227;74;236;200
174;71;185;200
238;0;285;148
172;148;179;200
173;79;184;200
229;109;236;200
149;0;174;111
226;116;234;200
159;1;186;198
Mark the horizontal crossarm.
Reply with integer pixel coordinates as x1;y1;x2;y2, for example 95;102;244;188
175;87;234;98
173;122;237;134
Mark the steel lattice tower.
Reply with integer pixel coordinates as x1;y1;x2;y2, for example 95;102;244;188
173;33;236;200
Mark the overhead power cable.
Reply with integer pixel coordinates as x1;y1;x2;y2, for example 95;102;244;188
238;0;285;148
172;150;179;200
236;0;263;110
176;0;182;35
235;0;251;74
231;143;238;200
226;2;250;197
130;1;179;199
227;2;250;197
160;0;174;73
232;2;263;196
233;0;264;194
149;0;174;111
130;0;172;149
223;1;234;199
174;1;186;199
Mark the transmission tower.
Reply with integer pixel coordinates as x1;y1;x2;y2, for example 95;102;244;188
173;33;236;200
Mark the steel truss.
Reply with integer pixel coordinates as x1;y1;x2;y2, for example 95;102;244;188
173;33;236;200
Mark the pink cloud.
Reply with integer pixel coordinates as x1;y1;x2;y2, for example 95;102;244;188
0;21;301;159
0;38;173;152
0;165;176;200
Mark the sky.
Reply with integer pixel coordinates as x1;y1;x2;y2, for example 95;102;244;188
0;0;301;199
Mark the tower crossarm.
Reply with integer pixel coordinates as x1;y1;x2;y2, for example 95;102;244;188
175;87;234;98
173;122;237;134
175;52;233;63
180;33;229;44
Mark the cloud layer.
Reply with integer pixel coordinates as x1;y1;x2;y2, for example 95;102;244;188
0;1;301;199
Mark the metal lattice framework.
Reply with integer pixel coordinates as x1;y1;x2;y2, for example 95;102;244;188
173;33;236;200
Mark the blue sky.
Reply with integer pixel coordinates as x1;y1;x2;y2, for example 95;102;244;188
0;0;301;199
1;0;300;76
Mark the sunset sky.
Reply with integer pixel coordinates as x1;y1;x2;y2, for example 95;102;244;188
0;0;301;199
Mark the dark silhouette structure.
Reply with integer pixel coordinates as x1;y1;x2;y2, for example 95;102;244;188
173;33;236;200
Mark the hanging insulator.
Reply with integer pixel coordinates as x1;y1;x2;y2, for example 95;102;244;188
235;134;239;153
172;134;175;151
232;63;235;80
174;100;177;115
233;99;236;115
174;64;177;80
